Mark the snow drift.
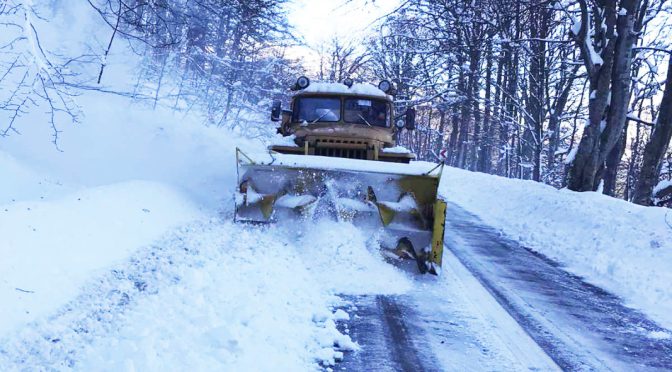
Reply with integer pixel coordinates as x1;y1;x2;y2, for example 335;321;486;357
0;179;201;335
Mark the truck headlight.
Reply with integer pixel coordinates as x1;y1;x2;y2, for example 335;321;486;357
378;80;392;93
296;76;310;89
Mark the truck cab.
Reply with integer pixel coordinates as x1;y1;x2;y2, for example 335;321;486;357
271;78;416;163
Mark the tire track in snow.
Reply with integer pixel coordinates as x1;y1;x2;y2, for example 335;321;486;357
335;295;439;372
378;296;428;372
335;258;558;372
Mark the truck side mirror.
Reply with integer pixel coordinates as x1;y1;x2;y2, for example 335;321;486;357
271;100;282;122
405;108;416;130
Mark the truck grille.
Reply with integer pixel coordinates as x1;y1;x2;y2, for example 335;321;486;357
313;139;370;160
315;147;367;160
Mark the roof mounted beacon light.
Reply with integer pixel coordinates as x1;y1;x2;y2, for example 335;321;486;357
343;78;354;88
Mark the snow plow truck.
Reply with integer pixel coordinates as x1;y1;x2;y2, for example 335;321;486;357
235;77;447;274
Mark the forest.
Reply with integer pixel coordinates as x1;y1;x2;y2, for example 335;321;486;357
1;0;671;206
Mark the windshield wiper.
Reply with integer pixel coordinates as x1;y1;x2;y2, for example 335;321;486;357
310;111;331;124
358;114;372;126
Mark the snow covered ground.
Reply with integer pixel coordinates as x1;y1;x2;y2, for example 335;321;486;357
0;84;419;369
0;24;412;367
440;167;672;331
2;2;671;369
5;121;671;370
3;71;671;370
1;93;406;369
0;178;201;335
1;3;400;368
0;80;258;339
0;215;415;370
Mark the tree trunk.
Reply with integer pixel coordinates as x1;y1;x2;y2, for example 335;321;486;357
495;43;508;175
568;0;644;192
478;43;493;173
602;124;628;196
599;0;643;193
456;31;471;169
567;0;618;191
447;105;460;166
548;65;579;173
523;4;549;181
469;41;482;171
437;109;446;156
632;55;672;205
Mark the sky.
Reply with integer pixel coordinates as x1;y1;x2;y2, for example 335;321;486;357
286;0;401;74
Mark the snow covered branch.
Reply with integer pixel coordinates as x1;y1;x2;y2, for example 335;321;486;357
0;0;83;148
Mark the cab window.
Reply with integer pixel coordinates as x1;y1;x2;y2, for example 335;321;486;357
344;98;389;127
292;97;341;123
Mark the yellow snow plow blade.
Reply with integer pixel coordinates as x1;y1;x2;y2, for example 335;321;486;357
234;148;446;275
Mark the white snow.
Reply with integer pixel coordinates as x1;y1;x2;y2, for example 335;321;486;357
564;146;579;164
649;330;671;340
653;179;672;197
301;82;389;98
240;151;442;177
433;248;560;370
378;194;418;212
554;147;568;156
618;8;628;16
275;194;317;208
0;71;410;371
0;97;405;369
2;1;671;369
336;197;376;212
269;133;298;147
0;180;202;335
68;220;390;370
0;81;253;335
2;216;412;369
382;145;411;154
571;18;582;36
332;309;350;321
439;166;672;329
586;40;604;66
0;3;413;368
0;151;70;205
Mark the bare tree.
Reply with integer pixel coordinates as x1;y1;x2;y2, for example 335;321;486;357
0;1;83;148
566;0;650;192
632;53;672;205
86;0;299;130
318;38;370;82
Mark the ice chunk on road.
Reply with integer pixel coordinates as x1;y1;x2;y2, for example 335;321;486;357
333;309;350;321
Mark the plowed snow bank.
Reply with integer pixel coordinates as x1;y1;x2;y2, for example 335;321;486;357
0;181;202;335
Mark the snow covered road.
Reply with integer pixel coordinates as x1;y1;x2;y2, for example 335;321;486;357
2;202;671;371
441;204;672;371
335;251;560;372
333;204;672;371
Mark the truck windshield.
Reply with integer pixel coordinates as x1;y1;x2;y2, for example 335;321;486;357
292;97;341;123
344;98;389;127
